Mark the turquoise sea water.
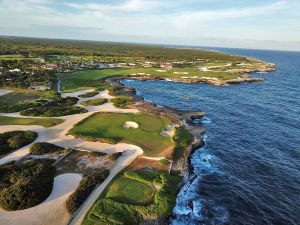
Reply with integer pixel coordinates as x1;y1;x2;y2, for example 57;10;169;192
124;48;300;225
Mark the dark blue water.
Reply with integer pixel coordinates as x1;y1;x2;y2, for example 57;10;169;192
123;48;300;225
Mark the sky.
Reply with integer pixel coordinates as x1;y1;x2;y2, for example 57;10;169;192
0;0;299;51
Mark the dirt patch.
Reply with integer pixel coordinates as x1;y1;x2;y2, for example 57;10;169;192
55;150;114;175
128;157;169;172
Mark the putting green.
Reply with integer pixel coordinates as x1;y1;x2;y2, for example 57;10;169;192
69;113;173;156
105;176;154;205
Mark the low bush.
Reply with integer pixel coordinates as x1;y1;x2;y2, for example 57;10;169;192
108;152;122;161
81;98;108;106
30;142;65;155
0;159;56;211
66;170;109;215
78;91;99;98
0;130;37;156
171;127;193;160
20;97;87;117
158;159;171;167
108;86;123;96
89;199;141;225
111;96;133;108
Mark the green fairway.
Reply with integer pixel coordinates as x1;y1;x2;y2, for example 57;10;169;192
60;67;238;93
69;113;173;156
105;176;155;205
0;116;63;127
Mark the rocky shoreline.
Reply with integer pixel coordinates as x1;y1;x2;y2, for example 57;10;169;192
106;76;206;177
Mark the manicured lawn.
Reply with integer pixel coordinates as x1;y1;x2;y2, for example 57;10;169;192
61;67;238;93
69;113;173;156
105;176;155;205
0;116;63;127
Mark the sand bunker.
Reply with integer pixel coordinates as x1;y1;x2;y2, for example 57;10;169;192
123;121;139;129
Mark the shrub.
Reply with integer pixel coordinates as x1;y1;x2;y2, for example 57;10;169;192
0;159;56;211
66;170;109;214
78;91;99;98
158;159;171;167
0;102;40;113
108;86;123;96
111;96;133;108
30;142;65;155
108;152;122;161
171;127;193;160
20;97;87;117
0;130;37;156
81;98;108;106
89;199;141;225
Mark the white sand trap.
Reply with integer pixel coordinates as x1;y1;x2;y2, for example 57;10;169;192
0;173;82;225
123;121;139;129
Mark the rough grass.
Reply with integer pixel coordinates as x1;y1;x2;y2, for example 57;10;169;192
69;113;172;157
0;116;63;127
105;176;155;205
0;90;59;105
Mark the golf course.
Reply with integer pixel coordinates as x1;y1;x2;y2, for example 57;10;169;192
69;112;173;156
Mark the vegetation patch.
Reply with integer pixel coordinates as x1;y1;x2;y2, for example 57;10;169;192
66;170;109;215
83;170;181;225
0;130;37;157
20;96;87;117
0;116;64;127
0;159;56;211
171;127;193;161
69;113;172;156
78;91;99;98
30;142;65;155
111;96;133;108
81;98;108;106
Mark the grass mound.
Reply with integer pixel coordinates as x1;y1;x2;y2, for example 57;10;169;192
0;159;56;211
69;113;172;156
81;98;108;106
111;96;133;108
0;130;37;157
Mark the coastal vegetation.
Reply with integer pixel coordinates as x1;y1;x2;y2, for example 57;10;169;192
78;91;99;98
29;142;65;155
111;96;133;108
69;113;172;156
0;130;37;157
171;127;194;161
0;159;56;211
81;98;108;106
83;170;181;225
66;170;109;215
0;116;63;127
20;96;87;117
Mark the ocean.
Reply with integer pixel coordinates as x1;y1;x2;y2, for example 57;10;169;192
123;48;300;225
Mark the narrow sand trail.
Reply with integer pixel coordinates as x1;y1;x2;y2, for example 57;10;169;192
0;88;13;96
0;173;82;225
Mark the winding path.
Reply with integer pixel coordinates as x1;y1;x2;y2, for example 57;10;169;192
0;89;143;225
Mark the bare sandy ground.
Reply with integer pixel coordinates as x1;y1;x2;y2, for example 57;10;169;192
0;173;82;225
